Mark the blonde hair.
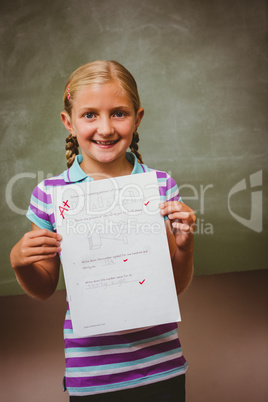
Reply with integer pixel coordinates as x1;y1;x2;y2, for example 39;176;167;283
63;60;143;168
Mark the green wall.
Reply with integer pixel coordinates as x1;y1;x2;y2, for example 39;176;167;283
1;0;267;295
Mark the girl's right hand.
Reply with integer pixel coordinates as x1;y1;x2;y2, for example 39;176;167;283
10;228;62;269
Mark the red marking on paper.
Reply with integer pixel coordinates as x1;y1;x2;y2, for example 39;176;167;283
59;200;71;219
123;259;128;262
63;200;70;208
139;279;145;285
59;206;69;219
144;201;150;206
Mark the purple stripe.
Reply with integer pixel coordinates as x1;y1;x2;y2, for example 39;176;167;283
141;164;146;172
168;195;181;202
156;171;167;179
158;186;166;196
64;323;178;348
29;204;49;222
67;169;71;182
44;178;67;186
32;186;52;204
49;212;55;225
64;319;73;330
65;357;186;388
166;176;177;192
65;339;180;368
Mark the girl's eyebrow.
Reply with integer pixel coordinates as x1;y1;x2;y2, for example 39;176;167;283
79;105;131;113
111;106;132;114
112;106;131;110
79;107;98;114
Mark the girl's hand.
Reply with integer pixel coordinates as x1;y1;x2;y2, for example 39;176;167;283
159;201;196;252
10;228;62;269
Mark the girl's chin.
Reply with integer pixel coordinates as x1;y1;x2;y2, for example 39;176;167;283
90;154;124;165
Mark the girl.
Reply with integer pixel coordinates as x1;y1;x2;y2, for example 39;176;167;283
10;60;196;401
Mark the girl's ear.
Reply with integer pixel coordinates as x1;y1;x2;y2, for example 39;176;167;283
135;108;144;130
61;111;75;135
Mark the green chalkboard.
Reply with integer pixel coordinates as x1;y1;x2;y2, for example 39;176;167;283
1;0;267;295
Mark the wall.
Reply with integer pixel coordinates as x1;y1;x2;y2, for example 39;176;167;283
1;270;267;402
1;0;268;296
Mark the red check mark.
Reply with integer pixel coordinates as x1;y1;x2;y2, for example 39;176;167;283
123;259;128;262
139;279;145;285
144;201;150;206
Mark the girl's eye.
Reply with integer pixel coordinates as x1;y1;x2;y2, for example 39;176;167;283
84;112;95;119
114;111;125;118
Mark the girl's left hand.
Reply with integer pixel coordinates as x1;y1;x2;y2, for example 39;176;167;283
159;201;196;252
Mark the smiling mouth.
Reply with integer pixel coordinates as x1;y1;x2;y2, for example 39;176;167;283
92;140;119;145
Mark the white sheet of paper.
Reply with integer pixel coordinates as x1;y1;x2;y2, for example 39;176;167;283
53;171;181;336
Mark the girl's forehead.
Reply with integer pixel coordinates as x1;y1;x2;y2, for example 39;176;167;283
75;81;128;100
72;81;135;111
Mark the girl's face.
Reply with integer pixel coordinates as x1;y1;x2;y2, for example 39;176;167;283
61;81;144;173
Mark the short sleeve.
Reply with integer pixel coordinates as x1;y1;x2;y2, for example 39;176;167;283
164;174;182;203
26;181;55;232
154;171;182;220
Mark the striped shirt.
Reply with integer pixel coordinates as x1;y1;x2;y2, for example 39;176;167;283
26;152;188;396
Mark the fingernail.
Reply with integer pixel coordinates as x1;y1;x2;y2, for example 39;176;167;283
159;203;164;208
56;234;62;240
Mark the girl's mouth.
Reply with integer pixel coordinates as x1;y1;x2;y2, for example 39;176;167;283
92;139;119;146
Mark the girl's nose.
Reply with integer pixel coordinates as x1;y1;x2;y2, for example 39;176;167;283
97;117;115;136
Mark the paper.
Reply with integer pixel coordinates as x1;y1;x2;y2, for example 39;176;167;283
53;172;181;336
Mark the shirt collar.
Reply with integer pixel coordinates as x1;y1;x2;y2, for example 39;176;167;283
63;152;146;183
126;152;147;174
63;154;89;183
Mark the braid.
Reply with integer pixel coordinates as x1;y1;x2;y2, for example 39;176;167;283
65;133;79;168
130;130;143;164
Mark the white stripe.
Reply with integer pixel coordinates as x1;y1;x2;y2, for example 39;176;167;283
30;196;54;213
31;198;48;213
166;188;179;201
65;351;183;378
65;333;178;358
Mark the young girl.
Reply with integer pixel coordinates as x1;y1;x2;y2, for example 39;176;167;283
10;60;196;401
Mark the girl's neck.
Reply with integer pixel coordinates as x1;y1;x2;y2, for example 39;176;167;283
80;154;133;180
